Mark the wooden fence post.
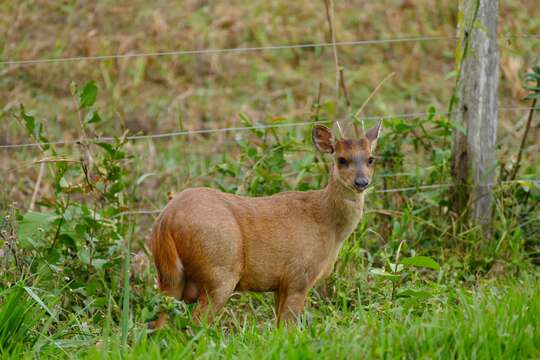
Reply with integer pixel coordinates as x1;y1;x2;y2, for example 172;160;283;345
451;0;500;236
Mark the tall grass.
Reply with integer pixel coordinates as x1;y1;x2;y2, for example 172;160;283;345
67;276;539;359
0;286;39;356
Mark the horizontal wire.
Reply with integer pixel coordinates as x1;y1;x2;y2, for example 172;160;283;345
0;35;457;66
114;179;538;217
375;183;453;193
115;209;162;217
1;33;537;67
498;106;539;111
1;105;535;150
0;110;451;150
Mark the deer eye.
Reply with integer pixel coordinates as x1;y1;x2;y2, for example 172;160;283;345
367;157;375;166
337;157;348;166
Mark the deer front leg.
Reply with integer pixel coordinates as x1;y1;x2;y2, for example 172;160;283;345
276;288;308;325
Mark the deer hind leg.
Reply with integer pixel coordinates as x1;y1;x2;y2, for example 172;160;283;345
148;272;185;330
148;287;184;330
192;276;238;325
274;290;286;324
276;288;308;325
148;281;198;330
148;312;169;330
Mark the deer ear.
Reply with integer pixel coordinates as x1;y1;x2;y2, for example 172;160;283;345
312;125;335;154
365;120;383;152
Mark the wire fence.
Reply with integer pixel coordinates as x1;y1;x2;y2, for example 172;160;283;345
1;32;537;150
1;106;536;150
0;35;458;66
114;179;539;217
1;30;538;220
0;34;537;66
0;110;447;149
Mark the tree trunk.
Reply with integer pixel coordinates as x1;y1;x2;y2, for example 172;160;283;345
451;0;500;236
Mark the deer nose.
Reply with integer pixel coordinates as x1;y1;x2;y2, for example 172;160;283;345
354;177;369;190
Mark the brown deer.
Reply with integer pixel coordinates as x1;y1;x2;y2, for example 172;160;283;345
147;122;382;328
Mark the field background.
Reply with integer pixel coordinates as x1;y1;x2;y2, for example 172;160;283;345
0;0;539;358
2;0;539;209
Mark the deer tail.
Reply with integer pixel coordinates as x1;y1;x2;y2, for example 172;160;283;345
149;215;184;299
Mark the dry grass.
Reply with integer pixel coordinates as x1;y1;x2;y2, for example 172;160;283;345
0;0;539;207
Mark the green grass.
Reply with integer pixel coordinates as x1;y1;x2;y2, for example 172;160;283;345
8;274;535;359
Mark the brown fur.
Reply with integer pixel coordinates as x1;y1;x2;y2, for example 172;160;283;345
147;123;381;328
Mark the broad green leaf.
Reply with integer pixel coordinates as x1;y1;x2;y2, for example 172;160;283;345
92;259;108;269
449;121;466;135
85;278;100;296
394;122;410;133
45;248;61;264
517;180;533;192
79;248;91;265
247;146;258;159
401;256;441;271
324;100;335;117
58;232;78;249
271;116;287;123
84;110;101;124
78;81;98;109
96;142;116;156
370;268;401;281
20;105;35;133
396;289;432;299
18;212;60;249
428;106;437;119
59;177;69;189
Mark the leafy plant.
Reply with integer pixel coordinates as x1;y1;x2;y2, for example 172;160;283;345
370;240;441;302
11;81;135;329
214;113;325;196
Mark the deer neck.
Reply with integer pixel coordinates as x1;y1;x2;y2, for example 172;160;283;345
321;169;365;244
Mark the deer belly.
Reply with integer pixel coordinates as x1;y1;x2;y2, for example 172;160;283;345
235;272;279;292
235;253;290;292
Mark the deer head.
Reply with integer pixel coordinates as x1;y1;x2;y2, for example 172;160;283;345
312;121;382;193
